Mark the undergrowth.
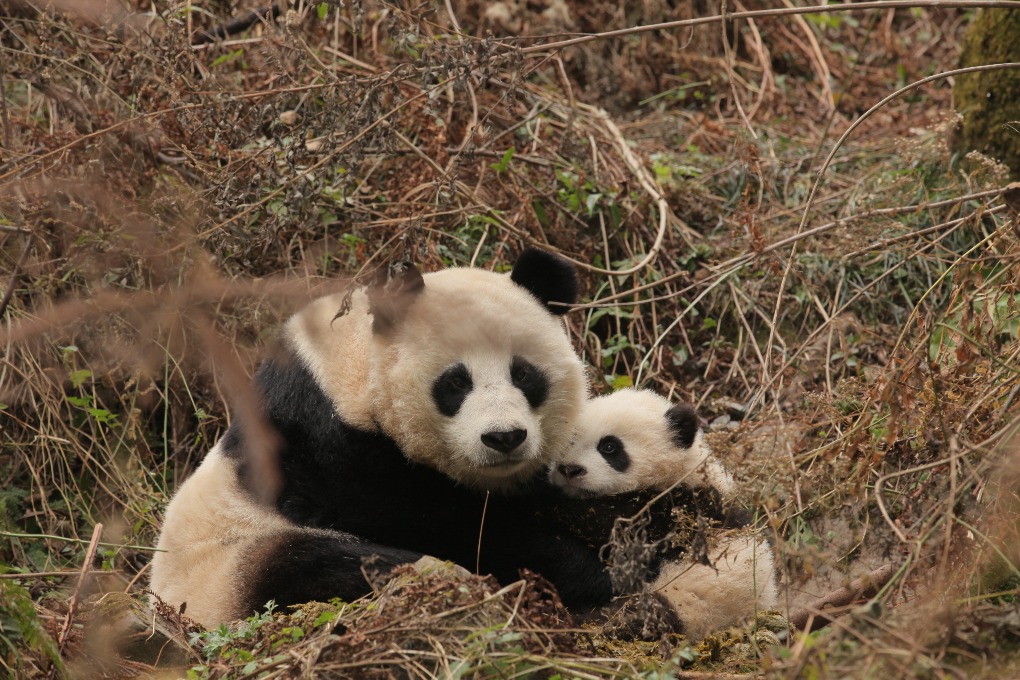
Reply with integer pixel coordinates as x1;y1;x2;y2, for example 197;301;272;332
1;0;1018;677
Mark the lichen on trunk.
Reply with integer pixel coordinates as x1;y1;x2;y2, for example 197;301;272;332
953;9;1020;179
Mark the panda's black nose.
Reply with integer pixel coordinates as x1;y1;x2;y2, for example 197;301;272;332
558;464;586;480
481;428;528;454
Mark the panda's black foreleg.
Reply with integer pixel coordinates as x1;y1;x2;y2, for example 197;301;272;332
238;529;423;615
476;512;615;609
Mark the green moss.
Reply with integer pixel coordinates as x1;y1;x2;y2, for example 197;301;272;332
954;9;1020;179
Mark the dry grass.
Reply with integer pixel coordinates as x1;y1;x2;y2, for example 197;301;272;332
1;0;1018;677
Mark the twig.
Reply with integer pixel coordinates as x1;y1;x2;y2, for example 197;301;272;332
0;83;328;183
0;529;164;552
476;490;490;576
720;0;758;138
51;523;103;675
749;61;1020;417
571;186;1007;311
801;63;1020;238
538;102;679;276
781;0;834;112
517;1;1020;55
0;31;12;150
0;570;119;579
191;4;281;45
0;234;31;319
788;563;897;633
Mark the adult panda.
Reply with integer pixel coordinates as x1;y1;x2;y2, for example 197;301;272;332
150;250;614;627
548;388;779;641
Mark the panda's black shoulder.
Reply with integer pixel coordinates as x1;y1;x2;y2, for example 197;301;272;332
221;347;350;467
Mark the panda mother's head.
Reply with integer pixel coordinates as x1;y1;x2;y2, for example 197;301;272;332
293;249;587;491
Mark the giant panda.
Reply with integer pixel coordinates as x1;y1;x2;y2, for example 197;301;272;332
548;388;779;641
149;249;616;627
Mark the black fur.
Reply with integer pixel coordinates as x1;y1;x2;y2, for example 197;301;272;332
510;248;579;316
240;530;423;612
510;356;549;408
431;363;472;417
539;484;752;567
665;403;700;449
226;350;613;613
596;435;630;472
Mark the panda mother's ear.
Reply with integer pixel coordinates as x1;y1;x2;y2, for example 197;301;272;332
665;403;700;449
510;248;580;316
367;261;425;334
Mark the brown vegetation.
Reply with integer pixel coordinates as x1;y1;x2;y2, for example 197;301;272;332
1;0;1018;677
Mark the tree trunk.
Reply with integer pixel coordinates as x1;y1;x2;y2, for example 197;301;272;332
953;9;1020;179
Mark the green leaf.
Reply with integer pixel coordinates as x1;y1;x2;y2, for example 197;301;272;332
0;580;64;673
317;2;328;20
69;369;92;388
312;610;337;627
490;146;515;173
210;49;243;69
610;374;633;391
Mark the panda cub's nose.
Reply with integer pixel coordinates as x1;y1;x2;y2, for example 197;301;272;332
481;428;528;454
558;464;586;480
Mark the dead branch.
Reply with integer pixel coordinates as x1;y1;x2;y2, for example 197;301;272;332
49;523;104;678
789;563;897;633
191;4;281;45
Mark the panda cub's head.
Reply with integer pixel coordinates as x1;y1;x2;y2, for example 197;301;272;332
549;388;735;499
288;249;588;491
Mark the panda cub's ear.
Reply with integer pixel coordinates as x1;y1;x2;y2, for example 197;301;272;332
665;403;700;449
367;261;425;334
510;248;579;316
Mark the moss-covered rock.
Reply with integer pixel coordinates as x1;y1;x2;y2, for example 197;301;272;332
953;9;1020;179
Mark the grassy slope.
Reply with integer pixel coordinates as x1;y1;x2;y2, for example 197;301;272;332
0;0;1018;677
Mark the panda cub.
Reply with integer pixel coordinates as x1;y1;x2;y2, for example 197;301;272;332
150;250;615;627
549;388;778;641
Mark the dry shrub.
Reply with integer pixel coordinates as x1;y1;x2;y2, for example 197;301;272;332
2;0;1019;678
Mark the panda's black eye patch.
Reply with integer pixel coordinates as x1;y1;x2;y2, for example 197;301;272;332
510;356;549;408
596;435;630;472
432;363;473;417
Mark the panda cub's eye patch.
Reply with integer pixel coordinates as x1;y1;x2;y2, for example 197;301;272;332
596;435;630;472
432;363;473;417
510;356;549;408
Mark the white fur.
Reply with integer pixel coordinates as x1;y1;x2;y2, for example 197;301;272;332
652;532;779;641
550;388;778;640
290;267;587;490
550;388;734;497
151;262;587;626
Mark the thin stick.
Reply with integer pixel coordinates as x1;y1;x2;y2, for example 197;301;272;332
518;1;1020;55
571;187;1007;310
124;561;151;593
788;563;897;633
476;491;490;576
191;4;281;45
52;523;103;671
720;0;758;138
0;570;119;579
750;61;1020;416
0;32;12;150
0;529;164;552
0;234;31;319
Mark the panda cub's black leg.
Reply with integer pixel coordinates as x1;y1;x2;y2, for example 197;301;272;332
238;530;423;614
